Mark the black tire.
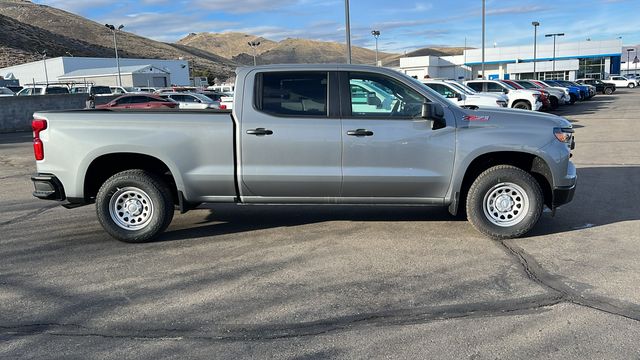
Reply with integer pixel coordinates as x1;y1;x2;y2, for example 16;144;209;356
550;96;559;110
512;101;531;110
629;83;636;89
466;165;543;240
96;170;174;243
569;93;577;104
604;87;613;95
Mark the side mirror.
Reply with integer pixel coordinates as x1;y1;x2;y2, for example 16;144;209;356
503;88;510;94
366;92;382;107
421;101;446;129
457;93;464;101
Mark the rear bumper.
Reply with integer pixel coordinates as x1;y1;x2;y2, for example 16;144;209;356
31;174;66;201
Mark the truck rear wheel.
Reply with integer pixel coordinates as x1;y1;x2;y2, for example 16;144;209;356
96;170;174;243
604;87;613;95
466;165;543;240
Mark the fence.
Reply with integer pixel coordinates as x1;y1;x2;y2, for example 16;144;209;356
0;94;118;133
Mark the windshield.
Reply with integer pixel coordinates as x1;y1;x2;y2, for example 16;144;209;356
516;81;537;89
0;88;14;95
405;75;454;105
93;86;112;95
193;93;215;103
445;81;474;95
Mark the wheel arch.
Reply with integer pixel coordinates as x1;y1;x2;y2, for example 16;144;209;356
449;151;553;215
83;153;180;205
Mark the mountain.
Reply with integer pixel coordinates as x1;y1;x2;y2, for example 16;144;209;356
178;33;398;66
0;0;236;78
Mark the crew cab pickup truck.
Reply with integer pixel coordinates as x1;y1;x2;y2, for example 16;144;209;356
31;64;577;243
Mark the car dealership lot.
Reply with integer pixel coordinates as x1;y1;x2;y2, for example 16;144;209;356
1;90;639;358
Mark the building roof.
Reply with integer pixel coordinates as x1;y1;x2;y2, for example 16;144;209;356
59;64;170;78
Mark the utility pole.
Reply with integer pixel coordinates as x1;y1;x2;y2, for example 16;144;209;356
545;33;564;73
248;41;261;66
532;21;539;80
39;50;49;85
371;30;380;66
626;48;634;75
481;0;485;79
345;0;352;64
105;24;125;86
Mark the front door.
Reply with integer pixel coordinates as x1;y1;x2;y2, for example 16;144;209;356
340;71;456;201
240;71;342;202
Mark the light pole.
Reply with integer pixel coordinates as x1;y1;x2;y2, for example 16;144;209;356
345;0;352;64
105;24;124;86
481;0;485;79
248;41;261;66
39;50;49;85
531;21;539;80
634;53;639;76
545;33;564;73
371;30;380;66
626;48;634;75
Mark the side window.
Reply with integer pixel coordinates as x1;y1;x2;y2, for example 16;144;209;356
486;82;503;92
467;82;483;92
426;83;456;98
185;95;199;103
348;72;425;118
128;96;147;104
256;72;328;117
115;97;131;105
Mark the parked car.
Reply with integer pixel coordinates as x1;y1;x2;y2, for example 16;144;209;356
528;80;574;104
30;64;576;242
502;80;552;110
534;80;581;103
422;80;508;108
96;94;178;109
159;92;222;109
465;80;543;111
575;79;616;95
604;75;636;88
509;80;568;109
0;87;15;96
445;81;510;104
6;85;22;94
70;85;113;96
110;86;141;95
16;85;69;96
548;80;591;100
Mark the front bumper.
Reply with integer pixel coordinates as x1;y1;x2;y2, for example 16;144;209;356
552;185;576;208
31;174;66;201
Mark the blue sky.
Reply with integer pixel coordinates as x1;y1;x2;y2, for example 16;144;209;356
33;0;639;53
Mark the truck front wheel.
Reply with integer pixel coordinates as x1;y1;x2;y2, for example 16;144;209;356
96;170;174;243
512;101;531;110
466;165;543;240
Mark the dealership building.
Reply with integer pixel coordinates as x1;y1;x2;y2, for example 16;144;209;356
398;39;623;81
0;57;190;87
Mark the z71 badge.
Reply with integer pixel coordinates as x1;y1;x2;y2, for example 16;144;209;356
463;115;490;122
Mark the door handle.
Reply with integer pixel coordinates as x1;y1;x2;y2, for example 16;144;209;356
246;128;274;136
347;129;374;137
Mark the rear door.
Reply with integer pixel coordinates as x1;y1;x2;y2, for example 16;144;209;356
239;70;342;201
340;71;456;201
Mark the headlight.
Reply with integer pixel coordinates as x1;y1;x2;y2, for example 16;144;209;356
554;127;574;143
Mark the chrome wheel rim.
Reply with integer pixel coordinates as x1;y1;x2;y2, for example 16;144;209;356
109;187;154;230
482;182;529;227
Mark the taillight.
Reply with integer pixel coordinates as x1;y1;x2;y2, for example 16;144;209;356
32;118;47;161
219;104;227;110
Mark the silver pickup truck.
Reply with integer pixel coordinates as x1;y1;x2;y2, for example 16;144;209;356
30;64;576;243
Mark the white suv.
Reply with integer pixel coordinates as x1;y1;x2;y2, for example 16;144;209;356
604;75;636;88
465;80;543;111
422;80;507;108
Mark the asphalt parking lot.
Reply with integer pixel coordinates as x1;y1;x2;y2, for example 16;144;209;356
1;90;639;359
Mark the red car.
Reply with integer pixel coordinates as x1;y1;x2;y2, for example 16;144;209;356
97;94;178;109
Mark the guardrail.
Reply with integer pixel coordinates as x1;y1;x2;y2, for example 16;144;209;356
0;94;118;133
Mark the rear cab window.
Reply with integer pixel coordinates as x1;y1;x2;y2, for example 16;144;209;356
255;72;328;117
